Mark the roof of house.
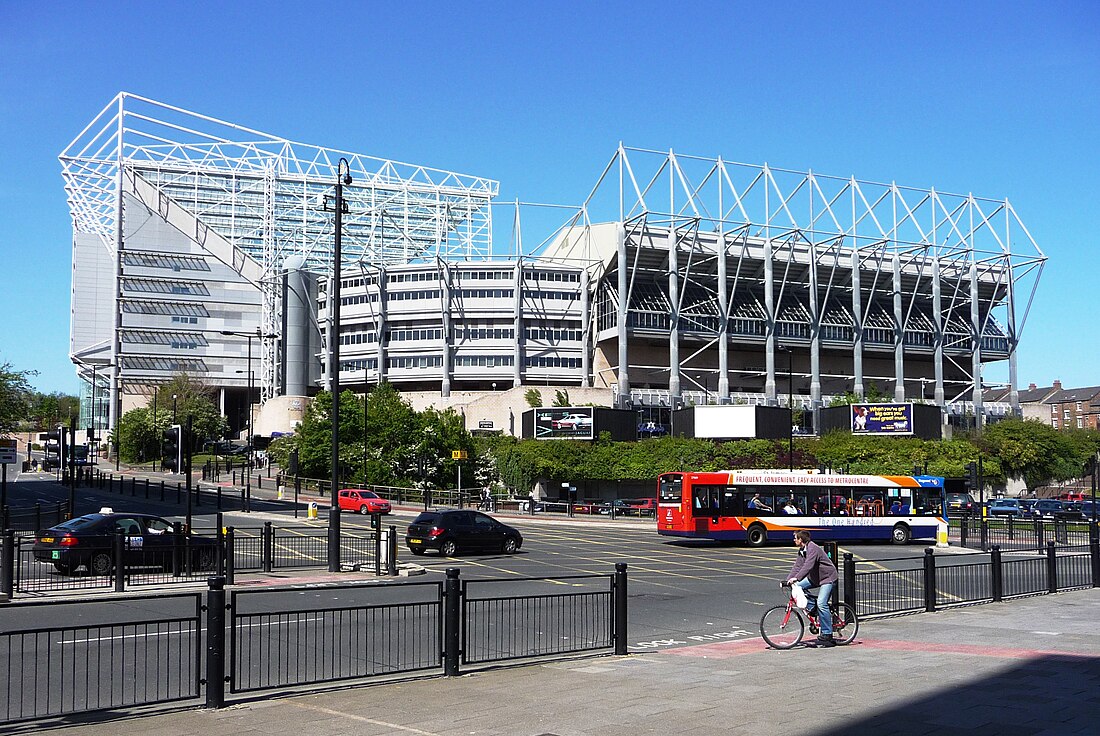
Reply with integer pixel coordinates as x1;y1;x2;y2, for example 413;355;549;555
1045;386;1100;404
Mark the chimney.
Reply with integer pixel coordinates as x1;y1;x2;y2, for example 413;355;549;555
1053;380;1062;391
1028;383;1037;391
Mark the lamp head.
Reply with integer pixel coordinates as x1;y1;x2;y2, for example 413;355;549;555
342;172;353;186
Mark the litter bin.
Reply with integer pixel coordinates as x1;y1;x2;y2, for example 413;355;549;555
308;501;318;519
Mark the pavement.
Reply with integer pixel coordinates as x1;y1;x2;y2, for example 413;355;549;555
13;586;1099;736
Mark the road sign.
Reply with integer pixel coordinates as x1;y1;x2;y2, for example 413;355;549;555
0;438;17;464
452;450;468;460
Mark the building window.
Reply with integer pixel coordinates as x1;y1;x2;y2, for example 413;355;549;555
1077;401;1083;411
1078;418;1084;429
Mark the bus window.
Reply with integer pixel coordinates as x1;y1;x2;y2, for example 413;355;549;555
659;475;683;504
854;489;886;517
721;487;740;515
745;489;777;516
912;488;944;516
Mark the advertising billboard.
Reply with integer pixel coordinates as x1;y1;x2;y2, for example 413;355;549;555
850;403;914;435
532;407;595;440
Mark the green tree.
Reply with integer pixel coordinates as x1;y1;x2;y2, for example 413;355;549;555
979;419;1083;488
0;362;34;434
524;389;543;408
553;389;571;407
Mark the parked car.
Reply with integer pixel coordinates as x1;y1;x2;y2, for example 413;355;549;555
606;498;658;517
1059;492;1087;502
337;488;391;515
946;492;975;515
1030;499;1077;521
572;499;606;514
550;413;593;431
1076;501;1098;521
988;498;1025;517
1018;499;1037;516
405;509;522;557
32;509;218;576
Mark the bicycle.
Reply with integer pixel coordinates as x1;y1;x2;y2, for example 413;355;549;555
759;582;859;649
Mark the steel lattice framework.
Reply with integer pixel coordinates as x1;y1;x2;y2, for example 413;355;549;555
61;93;498;404
571;145;1047;420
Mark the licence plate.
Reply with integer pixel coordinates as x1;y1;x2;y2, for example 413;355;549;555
409;539;423;544
41;537;54;543
51;551;60;559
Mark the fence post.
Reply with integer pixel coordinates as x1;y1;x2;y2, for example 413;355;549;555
374;526;382;575
1046;540;1058;593
923;548;936;612
263;521;273;573
205;576;227;709
990;545;1003;602
216;513;225;576
177;482;182;504
979;519;988;552
843;552;856;614
1089;522;1100;588
444;568;461;676
1;530;14;601
131;476;136;497
1007;515;1014;541
145;478;150;499
1036;519;1045;550
614;562;628;655
160;480;165;502
387;525;398;576
55;501;63;525
225;527;235;586
114;531;126;593
35;503;41;532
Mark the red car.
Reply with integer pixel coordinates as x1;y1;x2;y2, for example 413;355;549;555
338;489;392;515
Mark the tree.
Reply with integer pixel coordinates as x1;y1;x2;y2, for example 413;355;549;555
524;389;543;408
0;362;34;434
979;419;1084;489
553;389;571;407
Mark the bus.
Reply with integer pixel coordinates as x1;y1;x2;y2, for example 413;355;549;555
656;469;946;546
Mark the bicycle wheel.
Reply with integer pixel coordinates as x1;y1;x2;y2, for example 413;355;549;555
831;603;859;645
760;606;805;649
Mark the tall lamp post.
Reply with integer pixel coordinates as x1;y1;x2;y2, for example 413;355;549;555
89;362;113;464
778;346;794;471
324;157;353;571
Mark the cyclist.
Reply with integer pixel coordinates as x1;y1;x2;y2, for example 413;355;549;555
786;530;838;647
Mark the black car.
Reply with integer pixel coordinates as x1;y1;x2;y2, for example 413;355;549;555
405;509;523;557
1029;499;1077;521
33;509;218;576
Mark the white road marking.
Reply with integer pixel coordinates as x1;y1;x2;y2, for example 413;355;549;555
291;703;440;735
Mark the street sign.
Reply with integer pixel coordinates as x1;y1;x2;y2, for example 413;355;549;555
452;450;468;460
0;438;17;464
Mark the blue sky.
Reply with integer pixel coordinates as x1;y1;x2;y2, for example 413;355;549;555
1;1;1096;396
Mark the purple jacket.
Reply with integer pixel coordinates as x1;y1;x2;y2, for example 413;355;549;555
788;541;838;586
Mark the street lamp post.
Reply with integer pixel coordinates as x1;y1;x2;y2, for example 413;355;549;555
779;346;794;471
324;157;353;572
222;327;278;511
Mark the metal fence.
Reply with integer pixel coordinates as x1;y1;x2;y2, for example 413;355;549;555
0;592;202;724
844;537;1100;619
1;502;71;532
954;517;1091;551
1;566;627;724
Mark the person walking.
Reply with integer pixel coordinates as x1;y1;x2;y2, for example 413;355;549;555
786;530;839;647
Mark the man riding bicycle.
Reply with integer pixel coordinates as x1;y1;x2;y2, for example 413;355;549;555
786;530;838;647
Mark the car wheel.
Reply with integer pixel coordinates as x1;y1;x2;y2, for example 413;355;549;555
440;540;458;557
90;552;113;576
746;524;767;547
359;504;369;515
502;537;519;554
53;561;75;575
409;547;426;556
891;523;911;545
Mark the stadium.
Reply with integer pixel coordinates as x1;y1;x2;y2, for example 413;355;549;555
62;93;1047;439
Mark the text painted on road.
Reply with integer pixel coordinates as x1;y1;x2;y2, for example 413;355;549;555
633;629;753;649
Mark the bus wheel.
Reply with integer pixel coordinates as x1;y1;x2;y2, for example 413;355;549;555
891;523;911;544
747;525;768;547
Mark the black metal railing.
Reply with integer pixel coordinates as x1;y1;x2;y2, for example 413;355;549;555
953;516;1091;551
0;592;202;724
1;502;71;532
462;573;616;665
844;533;1100;619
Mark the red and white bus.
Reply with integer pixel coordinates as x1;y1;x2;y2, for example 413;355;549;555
656;469;946;546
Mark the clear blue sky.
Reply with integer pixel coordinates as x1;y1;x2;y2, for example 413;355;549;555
1;1;1096;396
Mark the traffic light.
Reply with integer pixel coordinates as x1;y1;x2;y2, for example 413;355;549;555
965;461;978;491
287;448;299;476
163;425;182;472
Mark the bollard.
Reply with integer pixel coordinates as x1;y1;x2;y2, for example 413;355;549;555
1;530;14;601
387;525;398;576
444;568;461;676
922;548;937;612
614;562;629;655
114;532;126;593
205;576;227;709
308;501;318;520
936;520;949;548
